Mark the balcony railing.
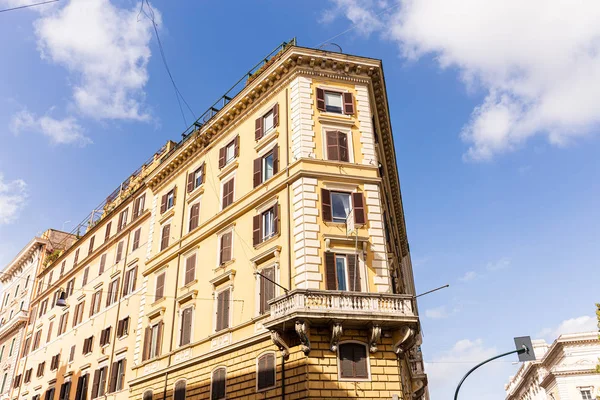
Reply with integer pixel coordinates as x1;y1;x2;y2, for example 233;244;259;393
265;289;416;330
0;310;28;336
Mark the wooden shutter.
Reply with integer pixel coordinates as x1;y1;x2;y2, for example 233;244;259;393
99;254;106;274
352;192;366;225
181;308;192;345
138;194;146;215
88;236;95;254
255;116;263;140
131;266;137;293
321;189;332;222
325;252;337;290
91;369;100;398
316;88;326;111
189;203;199;231
253;158;262;188
116;241;123;263
338;131;349;162
353;344;368;378
117;320;123;337
212;368;225;399
174;381;186;400
74;377;83;400
216;289;230;331
201;163;206;183
326;131;339;161
339;344;354;378
74;249;80;265
155;273;165;301
160;194;167;214
122;271;130;297
273;103;279;127
252;215;261;246
220;232;232;264
105;222;111;242
347;255;360;292
108;362;118;393
133;228;141;250
273;204;280;235
272;144;279;174
82;267;89;285
260;266;275;314
156;321;164;356
218;147;226;169
187;171;194;192
142;326;151;361
343;92;355;115
234;135;240;157
185;254;196;285
161;224;170;250
100;367;107;395
132;197;140;218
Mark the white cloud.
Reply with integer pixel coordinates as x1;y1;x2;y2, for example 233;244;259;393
538;315;598;341
10;109;91;146
459;270;477;282
325;0;600;160
425;306;449;319
33;0;157;121
321;0;384;35
0;173;28;224
486;257;511;272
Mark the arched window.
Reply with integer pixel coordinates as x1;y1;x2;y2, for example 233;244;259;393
338;342;369;380
174;380;186;400
142;390;152;400
256;352;276;391
211;367;226;400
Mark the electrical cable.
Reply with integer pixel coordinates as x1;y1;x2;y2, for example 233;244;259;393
0;0;58;14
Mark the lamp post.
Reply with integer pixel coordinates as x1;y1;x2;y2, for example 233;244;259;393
454;336;535;400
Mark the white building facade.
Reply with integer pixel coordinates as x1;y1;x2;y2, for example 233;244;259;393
505;332;600;400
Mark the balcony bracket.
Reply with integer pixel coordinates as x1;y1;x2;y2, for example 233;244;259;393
369;325;382;353
295;320;311;355
330;322;343;352
270;330;290;360
393;326;415;355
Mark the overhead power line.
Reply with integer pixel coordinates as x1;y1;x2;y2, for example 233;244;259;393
0;0;58;14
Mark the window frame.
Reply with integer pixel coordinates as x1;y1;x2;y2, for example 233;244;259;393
324;90;344;114
336;341;371;381
213;286;232;333
148;323;161;359
178;306;194;347
166;191;175;210
256;263;278;316
224;140;236;165
262;109;275;135
330;191;352;223
217;230;234;266
210;366;227;400
188;200;201;233
322;125;354;163
220;174;236;210
256;351;277;392
173;380;186;400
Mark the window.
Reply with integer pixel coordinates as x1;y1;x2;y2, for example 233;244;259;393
60;261;66;277
24;369;32;384
142;322;163;361
73;301;85;327
117;317;130;338
52;288;61;308
105;221;112;242
132;228;141;251
210;367;226;400
36;361;45;377
83;336;94;354
9;338;15;356
13;374;21;389
115;241;124;263
66;278;75;298
50;353;60;370
99;254;107;275
91;366;108;398
0;373;6;393
117;208;128;232
74;373;89;400
39;299;48;317
22;337;31;357
32;329;42;350
142;390;153;400
25;275;30;288
123;266;137;297
187;164;205;193
219;136;239;168
59;381;71;400
14;285;19;297
321;189;366;225
160;224;170;251
99;326;111;347
219;232;233;265
179;307;193;346
253;145;279;187
69;345;75;363
581;390;593;400
90;289;102;316
255;105;279;140
338;342;369;380
82;267;89;286
89;235;95;254
154;273;165;302
3;293;8;306
188;202;200;232
0;346;3;362
221;177;235;209
45;387;56;400
46;321;53;343
325;253;361;291
215;288;231;332
160;189;176;214
174;380;186;400
253;206;279;247
257;353;276;391
132;194;146;220
183;255;196;286
316;88;355;115
73;249;79;267
325;130;350;162
58;312;69;335
258;266;276;315
107;278;120;306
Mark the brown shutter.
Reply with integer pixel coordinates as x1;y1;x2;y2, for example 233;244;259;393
321;189;332;222
108;362;118;393
354;344;368;378
272;144;279;174
160;194;167;214
222;232;232;263
182;308;192;345
117;320;123;337
201;163;206;183
339;344;354;378
105;222;111;242
234;135;240;157
88;236;95;254
189;203;199;231
122;271;130;297
255;116;263;140
347;255;360;292
252;215;261;246
82;267;89;285
161;224;170;250
352;192;366;225
338;131;349;162
131;266;137;292
132;197;140;219
185;254;196;285
155;273;165;301
273;103;279;127
273;204;280;235
343;92;355;115
325;252;337;290
316;88;325;111
74;249;80;266
218;147;226;169
187;172;194;193
91;369;100;398
74;376;83;400
142;326;151;361
116;241;123;263
326;130;339;160
133;228;141;250
99;367;107;395
99;254;106;274
172;187;177;207
260;266;275;314
253;158;262;188
156;321;163;356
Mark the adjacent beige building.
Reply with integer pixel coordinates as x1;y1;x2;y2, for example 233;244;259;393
10;42;429;400
505;332;600;400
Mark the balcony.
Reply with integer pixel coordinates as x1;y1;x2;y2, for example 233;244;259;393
0;310;28;337
264;290;418;356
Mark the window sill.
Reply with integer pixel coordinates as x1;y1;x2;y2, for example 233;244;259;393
159;209;175;225
257;385;277;393
150;297;166;308
318;113;355;127
217;160;238;180
254;130;279;152
118;334;129;341
186;186;204;204
181;279;198;289
338;377;371;382
216;259;235;270
254;234;280;250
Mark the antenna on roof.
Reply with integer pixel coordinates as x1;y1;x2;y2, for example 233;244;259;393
318;42;343;53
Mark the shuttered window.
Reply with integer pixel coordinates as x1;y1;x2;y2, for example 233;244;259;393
253;145;279;187
22;337;31;357
160;188;176;214
184;254;196;285
82;336;94;354
259;266;276;315
82;267;89;287
253;205;279;246
36;361;45;377
88;235;95;254
326;130;350;162
73;301;84;327
90;289;102;316
50;354;60;370
257;353;276;391
46;322;53;343
115;241;124;263
221;177;235;209
24;369;32;383
218;136;239;168
132;228;141;251
74;249;80;266
99;254;107;275
211;368;226;400
188;202;200;232
44;387;55;400
155;273;165;301
59;381;71;400
99;326;111;347
132;194;146;220
107;278;119;306
215;289;231;332
325;253;361;292
74;373;89;400
187;163;205;193
142;322;163;361
219;232;232;265
13;374;21;388
91;366;107;398
174;380;186;400
320;189;366;224
32;330;41;350
316;88;355;115
108;359;126;393
117;208;128;232
105;222;112;242
255;104;279;141
66;278;75;298
58;312;69;335
179;307;193;346
69;345;75;363
160;224;170;251
117;317;130;338
123;266;137;297
338;343;369;379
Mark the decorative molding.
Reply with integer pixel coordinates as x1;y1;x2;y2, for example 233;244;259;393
295;320;310;355
394;326;415;355
270;330;290;360
369;325;382;353
210;269;236;288
330;322;343;352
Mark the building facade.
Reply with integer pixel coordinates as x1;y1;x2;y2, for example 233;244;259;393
505;332;600;400
10;43;428;400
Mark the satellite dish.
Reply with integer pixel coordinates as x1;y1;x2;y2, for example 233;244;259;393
318;43;343;53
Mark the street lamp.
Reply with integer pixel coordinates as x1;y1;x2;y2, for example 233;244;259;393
55;291;67;307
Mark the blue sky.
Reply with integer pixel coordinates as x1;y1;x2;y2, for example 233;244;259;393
1;0;599;398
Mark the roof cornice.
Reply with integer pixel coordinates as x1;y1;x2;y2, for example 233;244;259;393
1;237;46;282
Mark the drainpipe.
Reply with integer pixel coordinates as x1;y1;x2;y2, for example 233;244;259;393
281;354;285;400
